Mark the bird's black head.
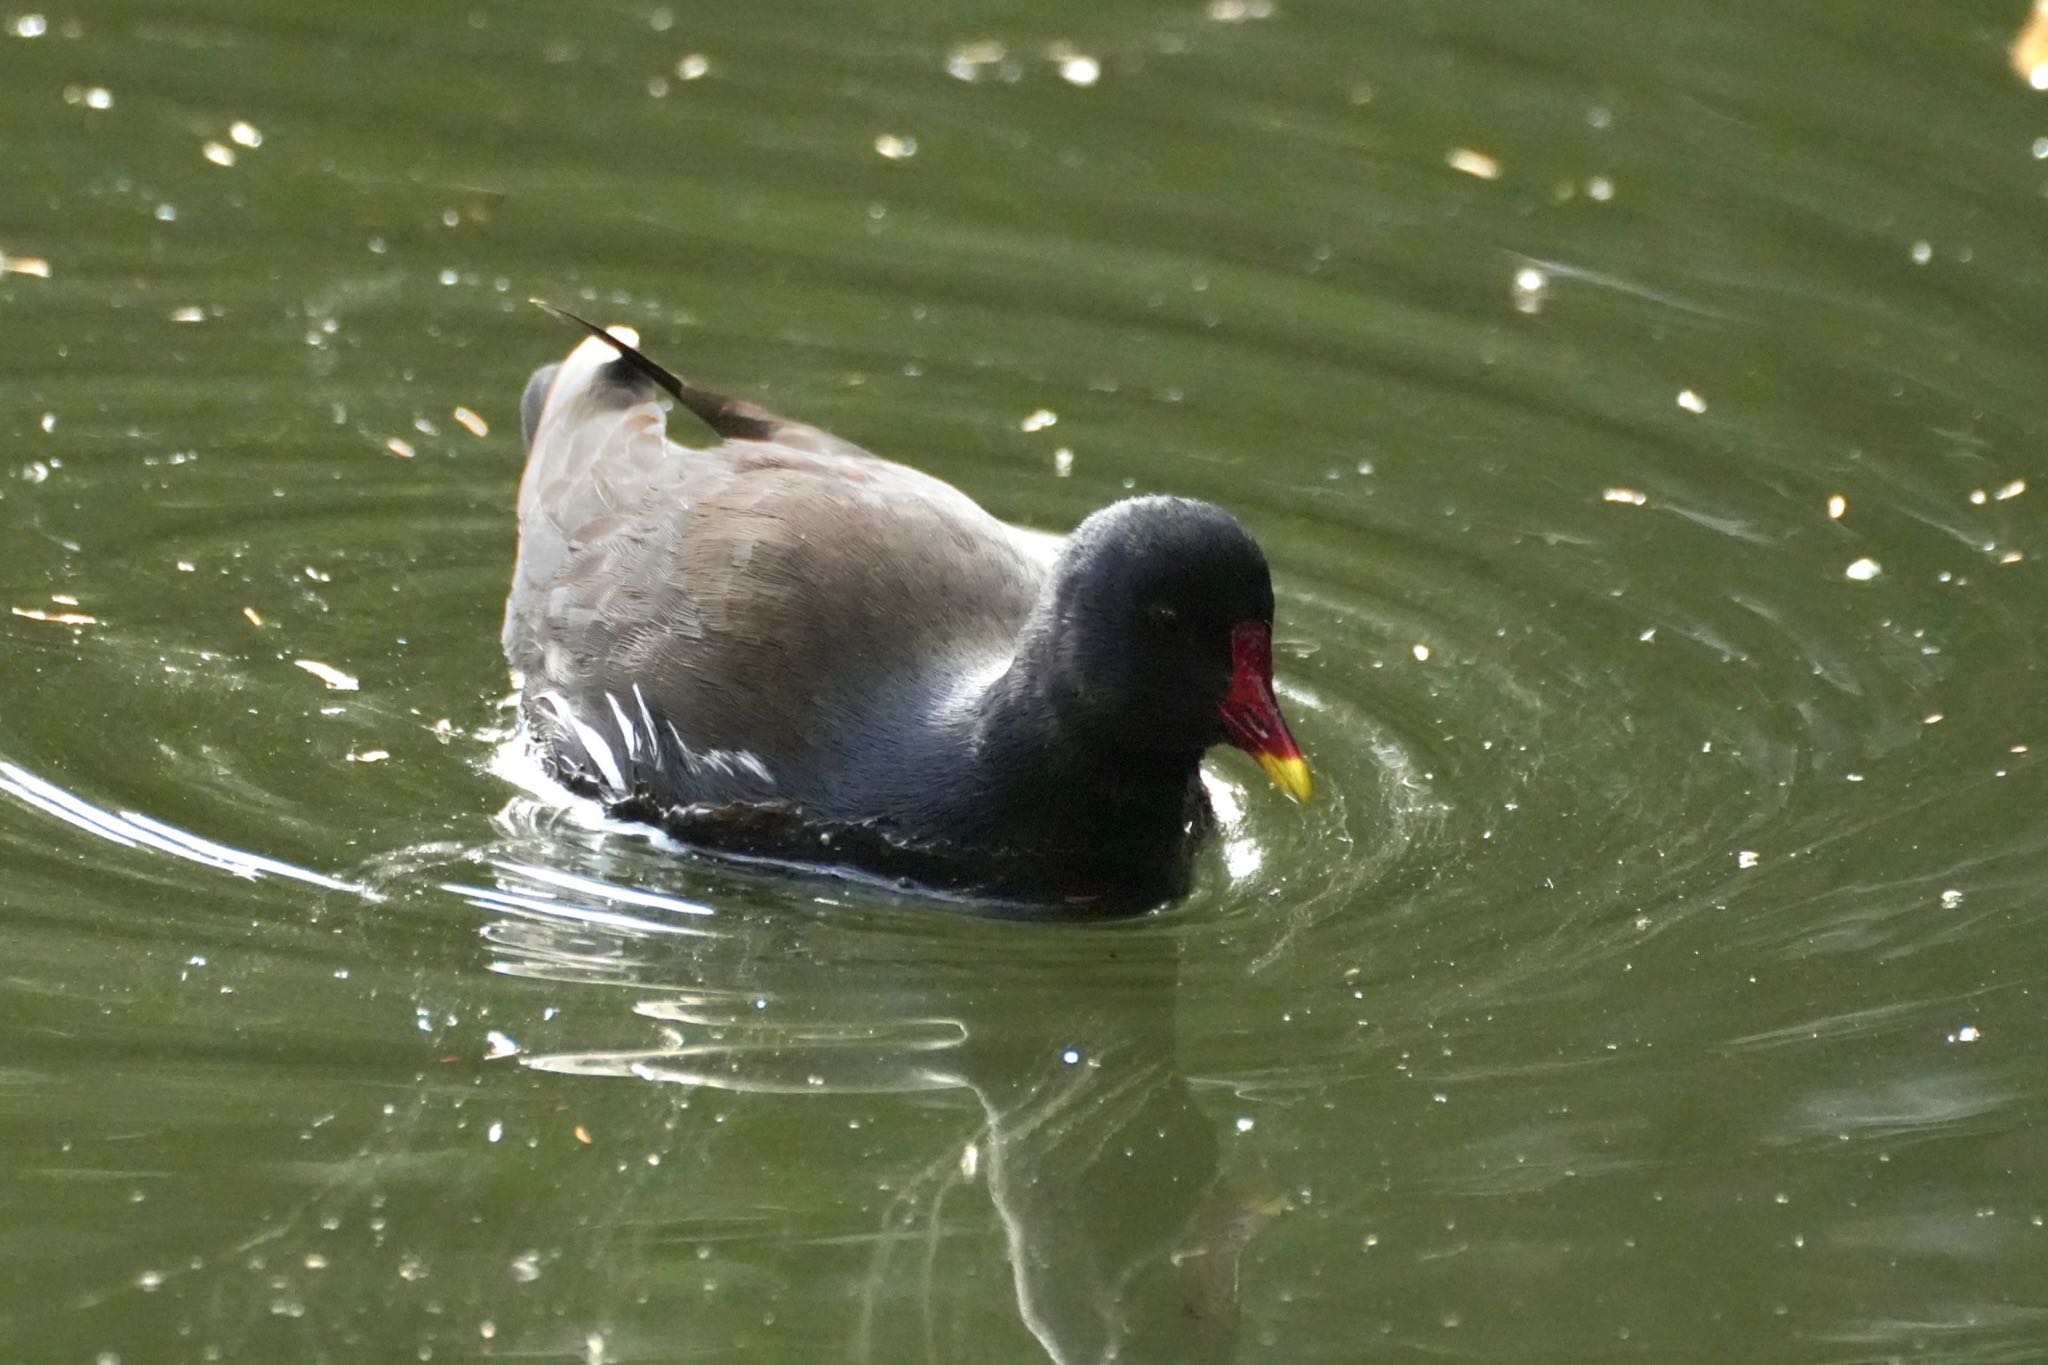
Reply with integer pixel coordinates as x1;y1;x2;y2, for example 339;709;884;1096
1019;496;1311;803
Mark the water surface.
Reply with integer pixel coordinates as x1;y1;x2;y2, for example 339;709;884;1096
6;1;2048;1361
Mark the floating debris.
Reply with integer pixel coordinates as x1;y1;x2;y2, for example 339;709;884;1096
1676;389;1707;414
1585;175;1615;201
1844;557;1882;581
1446;147;1500;180
2012;0;2048;88
574;1125;593;1145
873;133;917;160
485;1030;520;1059
229;120;262;148
1947;1024;1982;1044
11;606;96;625
2000;549;2025;564
676;53;709;80
169;306;205;323
294;659;360;691
1737;850;1760;869
1911;240;1933;265
1512;266;1548;314
1827;494;1847;520
202;141;236;167
61;84;112;109
1208;0;1276;19
7;13;46;37
1995;478;2027;500
0;252;52;278
345;749;389;764
385;437;416;459
1411;643;1431;662
1053;447;1074;477
242;606;265;627
1019;408;1057;432
944;40;1006;81
452;406;489;437
1941;889;1964;908
1970;488;1989;505
1602;487;1648;506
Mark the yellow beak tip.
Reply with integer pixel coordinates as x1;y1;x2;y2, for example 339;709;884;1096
1256;754;1315;806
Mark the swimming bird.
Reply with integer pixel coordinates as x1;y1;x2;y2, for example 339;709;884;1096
503;310;1312;906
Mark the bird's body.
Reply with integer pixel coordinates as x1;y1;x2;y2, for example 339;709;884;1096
504;318;1309;906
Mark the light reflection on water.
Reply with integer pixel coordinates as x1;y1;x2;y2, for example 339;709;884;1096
5;0;2048;1361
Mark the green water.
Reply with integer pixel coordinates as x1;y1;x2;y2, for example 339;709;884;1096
6;1;2048;1361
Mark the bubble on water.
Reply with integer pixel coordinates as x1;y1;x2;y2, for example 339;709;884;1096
1677;389;1707;414
1737;850;1760;869
1844;558;1882;581
1941;889;1964;908
1056;53;1101;87
873;133;916;160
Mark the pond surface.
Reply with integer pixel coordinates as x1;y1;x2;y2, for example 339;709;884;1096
6;1;2048;1361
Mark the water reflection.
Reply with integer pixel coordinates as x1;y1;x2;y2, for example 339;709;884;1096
454;859;1260;1365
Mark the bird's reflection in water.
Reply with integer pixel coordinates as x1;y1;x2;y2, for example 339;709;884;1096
460;858;1265;1365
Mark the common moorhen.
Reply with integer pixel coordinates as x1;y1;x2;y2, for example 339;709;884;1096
503;312;1312;905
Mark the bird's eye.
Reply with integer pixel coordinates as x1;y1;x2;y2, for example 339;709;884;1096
1145;603;1180;630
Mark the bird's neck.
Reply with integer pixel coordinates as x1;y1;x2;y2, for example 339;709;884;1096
966;663;1208;895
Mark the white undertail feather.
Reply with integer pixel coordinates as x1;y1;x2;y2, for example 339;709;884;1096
604;692;640;761
535;689;626;794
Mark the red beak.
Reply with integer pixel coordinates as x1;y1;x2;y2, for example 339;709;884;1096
1217;621;1313;804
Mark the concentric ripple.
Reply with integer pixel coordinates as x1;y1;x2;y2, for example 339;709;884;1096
6;2;2048;1362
